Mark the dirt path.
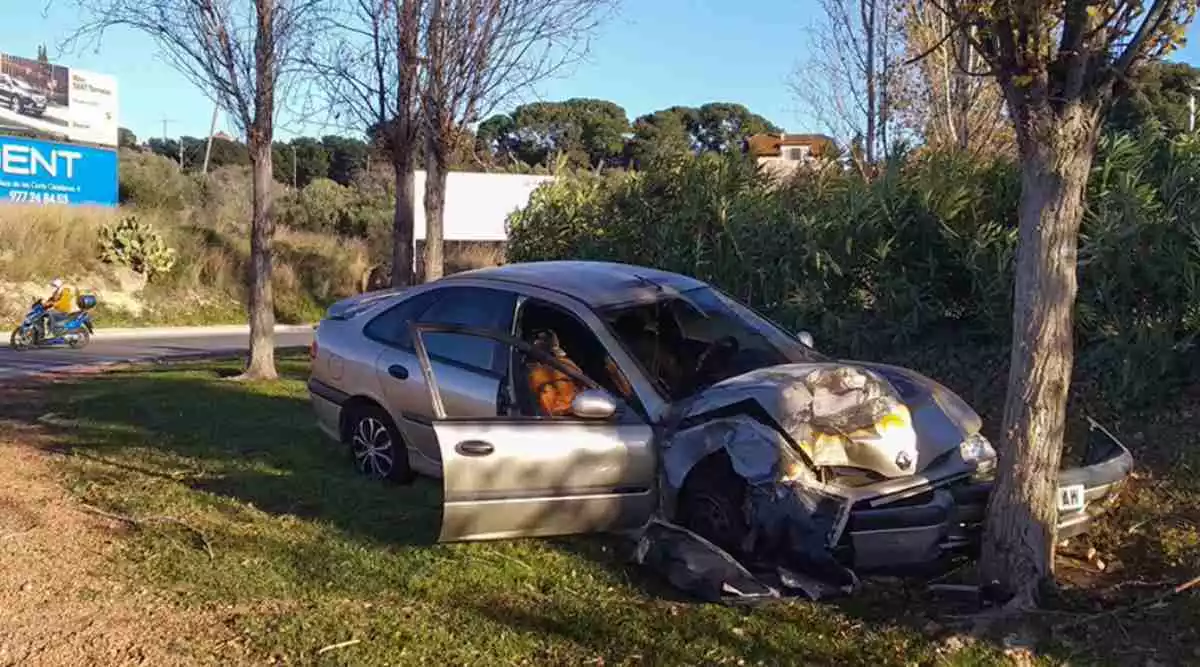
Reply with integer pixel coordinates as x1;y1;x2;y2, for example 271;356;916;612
0;414;250;667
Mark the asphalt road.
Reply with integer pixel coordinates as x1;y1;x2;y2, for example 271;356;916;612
0;330;314;379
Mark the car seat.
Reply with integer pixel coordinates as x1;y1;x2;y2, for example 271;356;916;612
525;330;586;417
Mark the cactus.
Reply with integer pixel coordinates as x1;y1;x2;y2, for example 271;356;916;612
98;215;178;279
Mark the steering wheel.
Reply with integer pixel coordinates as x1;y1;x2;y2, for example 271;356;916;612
693;336;740;383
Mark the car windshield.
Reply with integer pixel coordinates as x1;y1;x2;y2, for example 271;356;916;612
602;286;826;400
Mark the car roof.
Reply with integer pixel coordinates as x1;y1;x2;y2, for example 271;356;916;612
443;260;709;309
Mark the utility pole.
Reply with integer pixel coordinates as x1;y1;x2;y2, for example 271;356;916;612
159;117;179;168
178;139;185;170
202;102;220;175
291;143;298;188
1191;86;1197;133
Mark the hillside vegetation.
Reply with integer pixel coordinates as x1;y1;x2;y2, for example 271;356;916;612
0;149;502;327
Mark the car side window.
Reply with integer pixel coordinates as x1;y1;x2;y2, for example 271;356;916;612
417;286;517;373
362;290;438;348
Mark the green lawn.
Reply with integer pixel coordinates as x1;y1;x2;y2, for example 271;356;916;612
12;357;1199;665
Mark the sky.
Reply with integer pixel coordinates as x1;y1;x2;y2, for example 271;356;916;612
4;0;1200;144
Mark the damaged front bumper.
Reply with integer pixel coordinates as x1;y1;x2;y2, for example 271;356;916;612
842;418;1134;572
637;412;1134;604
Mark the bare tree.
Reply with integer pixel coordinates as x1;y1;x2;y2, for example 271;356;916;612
418;0;614;281
72;0;320;379
924;0;1197;609
308;0;424;288
896;0;1011;155
794;0;905;165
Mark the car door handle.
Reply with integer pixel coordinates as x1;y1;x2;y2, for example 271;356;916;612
387;364;409;380
455;440;494;457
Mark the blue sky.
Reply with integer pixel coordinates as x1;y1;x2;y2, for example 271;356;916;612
4;0;1200;143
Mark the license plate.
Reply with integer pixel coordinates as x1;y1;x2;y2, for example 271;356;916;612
1058;484;1085;512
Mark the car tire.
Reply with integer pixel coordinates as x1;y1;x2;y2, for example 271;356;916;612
675;452;751;557
346;404;414;483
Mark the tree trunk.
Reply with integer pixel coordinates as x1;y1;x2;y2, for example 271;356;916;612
243;139;278;380
391;150;417;288
862;0;877;164
422;133;447;283
241;0;278;381
980;103;1100;608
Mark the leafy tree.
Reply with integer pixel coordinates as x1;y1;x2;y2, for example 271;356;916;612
626;106;697;166
691;102;782;153
476;113;519;165
491;98;631;169
118;127;138;149
624;102;782;167
271;138;330;188
147;137;181;164
207;136;251;169
939;0;1197;609
1108;60;1200;135
321;135;369;185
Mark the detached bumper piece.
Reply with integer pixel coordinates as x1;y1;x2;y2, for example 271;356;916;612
632;519;859;605
842;418;1134;572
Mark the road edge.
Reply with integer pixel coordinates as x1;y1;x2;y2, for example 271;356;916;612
93;324;316;341
6;345;313;381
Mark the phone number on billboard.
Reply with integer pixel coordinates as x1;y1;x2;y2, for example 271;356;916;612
6;190;72;204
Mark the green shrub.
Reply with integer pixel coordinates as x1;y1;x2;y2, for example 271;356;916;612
118;149;199;210
98;215;179;280
507;137;1200;407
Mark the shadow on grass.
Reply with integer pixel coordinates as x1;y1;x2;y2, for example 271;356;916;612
27;358;442;549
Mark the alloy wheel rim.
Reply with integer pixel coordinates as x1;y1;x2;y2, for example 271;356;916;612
352;417;394;478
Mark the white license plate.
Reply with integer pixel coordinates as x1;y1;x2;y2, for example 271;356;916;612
1058;484;1085;512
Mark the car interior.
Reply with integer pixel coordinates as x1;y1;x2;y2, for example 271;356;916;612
509;299;636;419
605;293;799;400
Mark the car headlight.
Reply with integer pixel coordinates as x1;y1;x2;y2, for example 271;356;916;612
959;432;996;464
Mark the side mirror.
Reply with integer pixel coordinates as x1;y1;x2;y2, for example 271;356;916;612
796;330;815;348
571;389;618;420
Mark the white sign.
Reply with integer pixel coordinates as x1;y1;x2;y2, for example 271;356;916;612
413;171;554;242
66;69;119;146
0;52;120;147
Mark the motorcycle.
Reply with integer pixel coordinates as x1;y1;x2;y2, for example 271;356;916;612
10;295;97;351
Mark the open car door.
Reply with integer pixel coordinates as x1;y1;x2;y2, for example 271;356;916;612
412;324;658;542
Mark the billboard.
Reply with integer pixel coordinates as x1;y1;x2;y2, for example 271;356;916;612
0;52;118;147
0;135;118;206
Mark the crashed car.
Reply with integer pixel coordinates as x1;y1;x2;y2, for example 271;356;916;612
308;261;1133;600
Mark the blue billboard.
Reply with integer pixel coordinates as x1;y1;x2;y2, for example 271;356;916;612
0;135;117;206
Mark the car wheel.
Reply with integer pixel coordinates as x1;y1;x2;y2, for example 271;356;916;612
676;452;751;556
347;405;414;483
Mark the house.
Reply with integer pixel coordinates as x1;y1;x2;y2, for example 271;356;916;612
746;132;837;178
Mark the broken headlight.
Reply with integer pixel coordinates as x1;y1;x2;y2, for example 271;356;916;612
959;432;996;468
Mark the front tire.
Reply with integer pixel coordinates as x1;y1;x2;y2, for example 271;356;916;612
346;405;414;483
676;452;751;556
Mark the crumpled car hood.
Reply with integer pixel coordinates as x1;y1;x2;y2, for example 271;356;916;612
681;361;982;473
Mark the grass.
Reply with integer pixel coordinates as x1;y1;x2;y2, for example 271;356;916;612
0;203;505;328
6;356;1198;665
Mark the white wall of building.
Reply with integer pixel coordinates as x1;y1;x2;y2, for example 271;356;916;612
413;170;554;242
